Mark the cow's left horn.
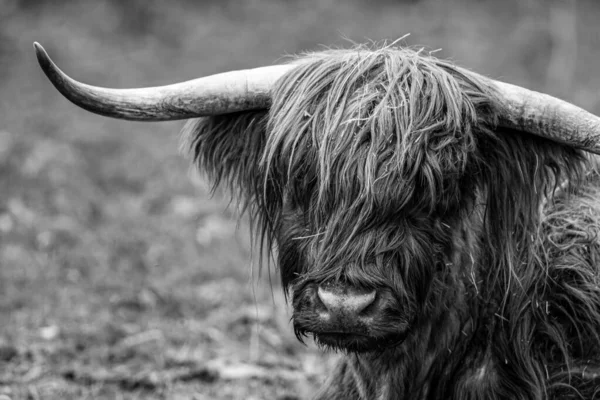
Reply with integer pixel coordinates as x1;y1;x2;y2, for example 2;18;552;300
34;42;295;121
491;80;600;155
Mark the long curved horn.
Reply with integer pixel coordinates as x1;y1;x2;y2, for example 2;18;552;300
491;81;600;155
35;42;600;154
33;42;295;121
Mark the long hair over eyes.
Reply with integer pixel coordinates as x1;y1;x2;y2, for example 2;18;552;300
183;44;584;278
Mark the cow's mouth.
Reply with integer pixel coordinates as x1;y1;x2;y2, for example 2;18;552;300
292;282;411;352
301;330;407;353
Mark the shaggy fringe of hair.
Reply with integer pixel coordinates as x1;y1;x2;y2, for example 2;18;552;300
183;43;600;398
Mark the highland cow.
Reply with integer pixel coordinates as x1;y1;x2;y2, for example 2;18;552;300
34;42;600;399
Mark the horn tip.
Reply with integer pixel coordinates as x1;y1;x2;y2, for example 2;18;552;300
33;42;51;68
33;42;68;92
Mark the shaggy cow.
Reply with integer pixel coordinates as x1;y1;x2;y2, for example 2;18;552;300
34;42;600;399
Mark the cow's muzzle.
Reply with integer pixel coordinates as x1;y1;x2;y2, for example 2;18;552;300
292;282;410;353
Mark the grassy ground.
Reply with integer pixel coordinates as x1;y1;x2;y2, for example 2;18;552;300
1;0;600;399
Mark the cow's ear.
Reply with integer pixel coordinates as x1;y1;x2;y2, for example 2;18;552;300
182;111;268;204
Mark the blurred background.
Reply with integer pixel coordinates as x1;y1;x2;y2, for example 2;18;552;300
0;0;598;399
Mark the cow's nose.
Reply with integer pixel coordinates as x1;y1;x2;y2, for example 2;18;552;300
317;284;376;317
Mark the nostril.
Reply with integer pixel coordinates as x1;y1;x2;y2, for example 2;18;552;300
317;285;377;316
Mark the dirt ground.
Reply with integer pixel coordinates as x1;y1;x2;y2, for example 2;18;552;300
1;0;600;399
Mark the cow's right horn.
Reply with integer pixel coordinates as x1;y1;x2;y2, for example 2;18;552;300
491;80;600;155
34;42;295;121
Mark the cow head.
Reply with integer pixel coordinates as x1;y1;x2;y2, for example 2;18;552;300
34;43;600;354
184;49;507;352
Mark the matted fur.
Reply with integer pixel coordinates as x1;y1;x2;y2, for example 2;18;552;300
182;44;600;399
